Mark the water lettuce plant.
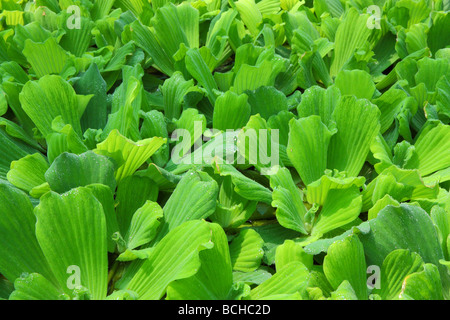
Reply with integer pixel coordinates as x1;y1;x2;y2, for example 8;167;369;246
0;0;449;301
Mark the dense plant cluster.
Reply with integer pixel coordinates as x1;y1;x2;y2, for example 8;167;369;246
0;0;449;300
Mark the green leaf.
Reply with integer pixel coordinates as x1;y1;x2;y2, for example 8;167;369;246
334;69;376;100
415;57;450;93
330;8;372;76
270;167;308;234
115;174;159;236
125;201;163;250
362;166;439;211
234;0;263;36
368;194;400;220
229;229;265;273
0;115;42;152
174;108;206;149
153;3;198;55
323;235;368;300
19;75;92;137
115;0;152;21
297;85;340;128
0;88;7;117
45;133;68;164
431;206;450;261
329;280;358;300
287;115;335;185
45;151;116;194
392;140;420;171
305;170;365;206
249;262;309;300
128;2;198;75
136;163;181;191
156;170;218;240
105;289;139;300
377;249;424;300
249;223;302;265
103;41;137;73
35;188;108;300
35;0;61;13
91;0;115;20
103;69;143;141
414;122;450;177
267;111;295;148
206;9;237;62
399;264;444;300
1;82;35;137
246;86;288;120
311;187;362;238
30;182;52;199
50;117;89;156
372;86;409;134
140;110;169;167
213;91;251;131
371;174;414;204
210;176;257;229
0;126;39;180
0;277;13;300
327;96;380;177
308;267;335;299
126;220;213;300
167;223;239;300
185;48;219;105
436;76;450;119
235;114;279;173
233;268;273;286
9;273;64;300
73;63;108;131
359;204;450;298
116;248;154;262
12;20;52;52
94;129;166;183
396;24;429;59
161;71;196;120
233;60;284;95
314;0;343;18
0;183;55;283
22;38;70;78
7;153;48;193
428;11;450;56
128;20;175;76
85;184;119;253
169;130;239;173
275;240;313;270
213;162;272;204
59;16;94;58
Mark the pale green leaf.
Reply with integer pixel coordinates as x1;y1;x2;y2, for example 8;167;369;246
126;220;213;300
35;188;108;299
95;129;166;183
230;229;265;272
323;235;367;300
7;153;48;193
